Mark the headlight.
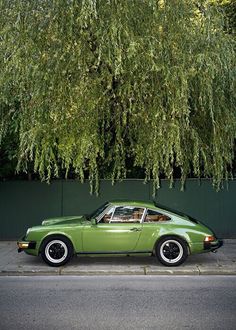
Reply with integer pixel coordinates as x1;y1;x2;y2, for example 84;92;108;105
204;235;216;242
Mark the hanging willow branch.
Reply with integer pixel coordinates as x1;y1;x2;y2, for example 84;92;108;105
0;0;235;192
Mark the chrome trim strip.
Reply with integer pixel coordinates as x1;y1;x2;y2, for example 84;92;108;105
77;250;151;255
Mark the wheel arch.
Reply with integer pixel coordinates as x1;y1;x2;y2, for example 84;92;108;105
153;234;190;255
39;233;75;255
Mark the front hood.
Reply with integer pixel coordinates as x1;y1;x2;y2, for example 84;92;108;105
42;215;86;226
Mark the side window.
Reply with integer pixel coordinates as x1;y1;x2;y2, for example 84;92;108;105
144;209;171;223
111;206;144;223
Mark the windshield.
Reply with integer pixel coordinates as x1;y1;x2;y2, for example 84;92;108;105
89;203;109;220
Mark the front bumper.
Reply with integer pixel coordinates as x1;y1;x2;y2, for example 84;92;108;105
17;239;36;253
204;239;224;252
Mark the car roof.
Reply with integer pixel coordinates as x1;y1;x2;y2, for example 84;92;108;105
109;200;157;209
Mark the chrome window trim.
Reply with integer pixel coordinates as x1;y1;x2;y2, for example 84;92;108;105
97;205;172;224
140;208;147;224
96;205;114;223
109;207;116;223
109;205;145;224
143;208;172;223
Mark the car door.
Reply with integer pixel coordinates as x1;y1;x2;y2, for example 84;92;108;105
82;205;144;253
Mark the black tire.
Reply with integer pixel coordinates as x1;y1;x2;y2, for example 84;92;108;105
41;236;74;267
155;236;188;267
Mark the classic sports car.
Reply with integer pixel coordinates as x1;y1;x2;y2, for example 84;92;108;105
17;200;223;267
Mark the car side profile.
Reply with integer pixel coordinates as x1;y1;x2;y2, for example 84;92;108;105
17;200;223;267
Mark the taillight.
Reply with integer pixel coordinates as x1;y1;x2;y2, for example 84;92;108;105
204;235;216;242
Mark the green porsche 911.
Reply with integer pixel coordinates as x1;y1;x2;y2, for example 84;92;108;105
17;200;223;267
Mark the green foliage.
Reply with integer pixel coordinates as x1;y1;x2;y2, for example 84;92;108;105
0;0;235;192
210;0;236;34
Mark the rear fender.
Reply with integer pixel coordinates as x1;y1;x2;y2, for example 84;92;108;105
153;234;190;255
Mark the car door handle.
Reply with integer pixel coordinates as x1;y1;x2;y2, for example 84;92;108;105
130;227;142;232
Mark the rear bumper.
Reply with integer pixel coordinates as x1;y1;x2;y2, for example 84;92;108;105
204;239;223;251
17;239;36;253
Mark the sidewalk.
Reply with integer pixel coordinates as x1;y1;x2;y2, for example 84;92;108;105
0;240;235;276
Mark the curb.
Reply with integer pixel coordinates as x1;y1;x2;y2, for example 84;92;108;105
1;269;236;276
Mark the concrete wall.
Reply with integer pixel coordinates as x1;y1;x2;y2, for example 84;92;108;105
0;179;236;239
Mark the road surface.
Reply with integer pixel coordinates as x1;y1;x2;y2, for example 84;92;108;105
0;275;235;330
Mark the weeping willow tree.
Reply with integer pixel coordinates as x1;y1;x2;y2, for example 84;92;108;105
0;0;235;192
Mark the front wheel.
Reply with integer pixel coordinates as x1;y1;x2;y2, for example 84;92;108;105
41;236;73;267
156;236;188;266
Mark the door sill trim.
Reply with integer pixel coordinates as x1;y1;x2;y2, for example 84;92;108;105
77;250;151;255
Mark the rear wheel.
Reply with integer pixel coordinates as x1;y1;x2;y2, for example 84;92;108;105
41;236;73;267
156;236;188;266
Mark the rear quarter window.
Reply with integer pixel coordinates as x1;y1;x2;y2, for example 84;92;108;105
144;209;171;223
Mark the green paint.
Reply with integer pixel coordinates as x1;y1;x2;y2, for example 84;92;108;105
19;200;218;264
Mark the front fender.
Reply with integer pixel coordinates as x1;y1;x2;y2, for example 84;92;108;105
27;227;83;255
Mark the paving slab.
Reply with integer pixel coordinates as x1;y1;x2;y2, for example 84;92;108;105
0;240;235;276
145;265;200;275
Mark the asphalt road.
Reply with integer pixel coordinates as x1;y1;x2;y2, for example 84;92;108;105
0;276;236;330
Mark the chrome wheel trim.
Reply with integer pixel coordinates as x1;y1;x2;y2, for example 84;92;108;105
45;240;68;264
160;240;183;264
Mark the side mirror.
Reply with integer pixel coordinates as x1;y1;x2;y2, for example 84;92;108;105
91;218;97;225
